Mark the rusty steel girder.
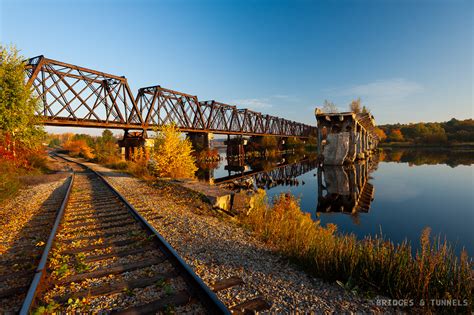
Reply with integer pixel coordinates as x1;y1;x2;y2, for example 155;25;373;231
25;56;316;138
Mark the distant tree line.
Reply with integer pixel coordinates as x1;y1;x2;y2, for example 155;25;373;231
380;148;473;167
377;118;474;144
317;97;473;145
48;130;120;163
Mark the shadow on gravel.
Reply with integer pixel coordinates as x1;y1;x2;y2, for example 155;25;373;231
0;176;71;312
19;173;69;186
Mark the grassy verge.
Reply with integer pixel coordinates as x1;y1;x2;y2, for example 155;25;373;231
0;151;51;202
0;160;22;202
241;191;473;311
104;159;155;180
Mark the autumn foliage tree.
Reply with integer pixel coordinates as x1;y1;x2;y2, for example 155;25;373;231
374;127;387;142
0;46;46;200
388;129;404;142
321;100;338;113
152;124;197;179
0;45;44;162
94;129;120;163
63;138;95;159
349;98;362;113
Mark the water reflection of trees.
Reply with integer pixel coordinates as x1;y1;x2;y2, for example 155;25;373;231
379;148;474;167
317;159;377;224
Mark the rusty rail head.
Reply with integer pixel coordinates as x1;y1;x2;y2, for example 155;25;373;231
25;55;317;138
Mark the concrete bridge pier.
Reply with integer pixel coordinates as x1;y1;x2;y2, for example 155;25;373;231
355;128;364;160
187;132;213;152
356;128;370;160
364;131;370;156
225;136;247;159
363;131;366;156
315;111;377;165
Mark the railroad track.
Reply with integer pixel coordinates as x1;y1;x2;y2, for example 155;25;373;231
0;170;70;313
16;155;230;314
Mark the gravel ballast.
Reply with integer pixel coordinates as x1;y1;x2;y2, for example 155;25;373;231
0;174;69;312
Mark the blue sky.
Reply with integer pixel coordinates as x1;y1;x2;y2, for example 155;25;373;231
1;0;472;134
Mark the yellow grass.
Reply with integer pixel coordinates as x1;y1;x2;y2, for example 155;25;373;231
241;190;473;310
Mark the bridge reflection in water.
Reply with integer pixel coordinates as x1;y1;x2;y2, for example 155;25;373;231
199;154;377;221
212;157;319;188
317;159;376;216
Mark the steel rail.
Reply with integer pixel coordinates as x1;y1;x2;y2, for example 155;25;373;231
19;173;74;315
53;154;230;314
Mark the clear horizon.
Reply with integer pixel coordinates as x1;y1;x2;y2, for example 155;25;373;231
1;0;472;136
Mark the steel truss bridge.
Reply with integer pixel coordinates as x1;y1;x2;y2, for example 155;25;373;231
25;56;317;138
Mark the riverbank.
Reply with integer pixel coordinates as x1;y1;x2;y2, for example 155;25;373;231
77;158;394;313
243;192;472;312
379;142;474;149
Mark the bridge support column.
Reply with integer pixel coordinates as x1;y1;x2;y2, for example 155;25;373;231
187;132;213;152
366;131;370;155
364;129;369;159
355;128;363;160
225;136;247;159
118;130;153;160
346;124;357;163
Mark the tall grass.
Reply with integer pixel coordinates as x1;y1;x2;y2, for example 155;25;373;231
0;159;21;202
0;149;50;202
241;191;473;310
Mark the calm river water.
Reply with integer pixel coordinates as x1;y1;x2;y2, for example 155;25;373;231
199;148;474;255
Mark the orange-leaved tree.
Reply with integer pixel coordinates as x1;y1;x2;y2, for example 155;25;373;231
388;129;404;142
63;139;95;159
374;127;387;142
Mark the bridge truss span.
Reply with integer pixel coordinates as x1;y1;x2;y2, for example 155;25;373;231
26;55;143;129
136;85;316;137
25;55;316;138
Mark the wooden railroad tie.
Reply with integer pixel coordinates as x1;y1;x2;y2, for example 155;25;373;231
211;276;271;314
